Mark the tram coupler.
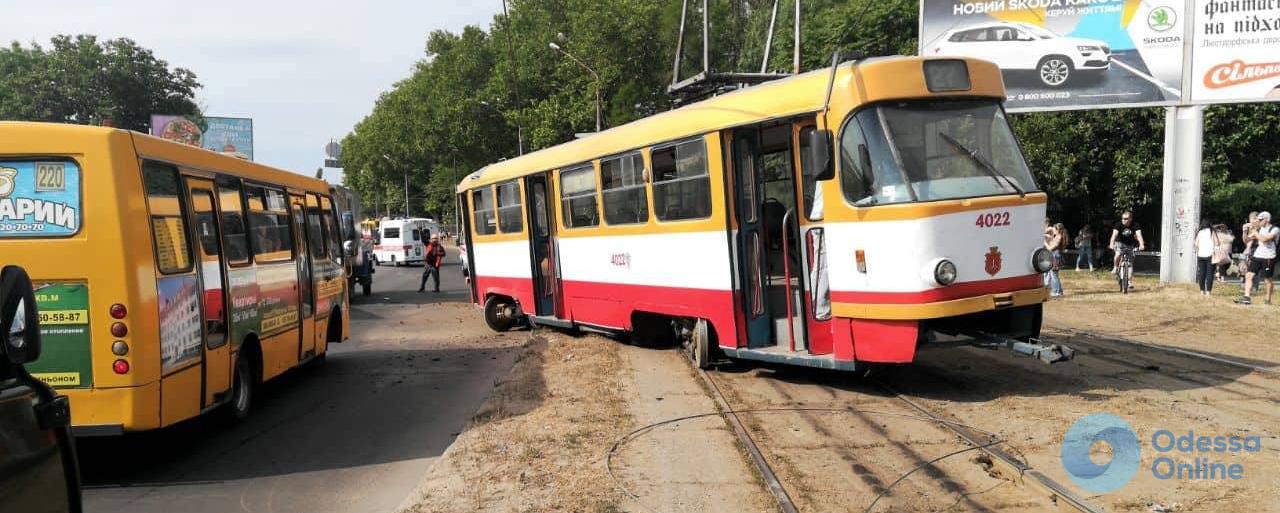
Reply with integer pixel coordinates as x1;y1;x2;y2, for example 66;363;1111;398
969;332;1076;364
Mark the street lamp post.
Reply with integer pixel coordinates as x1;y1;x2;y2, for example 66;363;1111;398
549;42;602;133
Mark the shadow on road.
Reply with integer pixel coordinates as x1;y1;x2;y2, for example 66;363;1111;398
77;343;517;487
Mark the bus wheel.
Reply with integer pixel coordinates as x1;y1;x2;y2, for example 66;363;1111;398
687;319;712;369
224;355;254;422
484;296;519;332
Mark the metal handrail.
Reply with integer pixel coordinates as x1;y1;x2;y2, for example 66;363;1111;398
781;207;797;352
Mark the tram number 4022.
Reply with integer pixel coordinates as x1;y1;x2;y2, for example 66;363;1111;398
975;212;1011;228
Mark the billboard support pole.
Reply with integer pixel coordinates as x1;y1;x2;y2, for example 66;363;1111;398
1159;105;1204;284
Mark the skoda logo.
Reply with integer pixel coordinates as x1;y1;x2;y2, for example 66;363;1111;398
1148;6;1176;32
1061;413;1142;493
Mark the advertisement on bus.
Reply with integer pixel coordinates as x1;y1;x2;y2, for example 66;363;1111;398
919;0;1188;111
0;160;81;238
1190;0;1280;103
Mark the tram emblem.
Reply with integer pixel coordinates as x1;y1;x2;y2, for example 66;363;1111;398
985;246;1002;276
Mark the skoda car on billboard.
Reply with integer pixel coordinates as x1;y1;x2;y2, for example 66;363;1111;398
920;0;1187;112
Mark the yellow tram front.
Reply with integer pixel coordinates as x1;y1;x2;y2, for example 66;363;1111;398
801;58;1056;366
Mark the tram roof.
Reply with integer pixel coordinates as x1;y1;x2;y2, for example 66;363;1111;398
458;55;1005;192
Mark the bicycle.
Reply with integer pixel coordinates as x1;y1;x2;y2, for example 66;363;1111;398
1116;246;1136;294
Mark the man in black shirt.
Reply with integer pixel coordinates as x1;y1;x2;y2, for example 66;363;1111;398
1109;210;1146;273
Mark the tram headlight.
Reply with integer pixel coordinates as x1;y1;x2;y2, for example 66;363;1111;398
933;259;958;286
1033;248;1055;273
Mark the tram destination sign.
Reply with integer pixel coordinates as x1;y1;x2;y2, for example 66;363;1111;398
918;0;1280;112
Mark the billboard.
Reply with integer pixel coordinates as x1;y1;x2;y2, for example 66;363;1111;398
150;115;255;160
150;114;203;146
202;117;254;160
1190;0;1280;103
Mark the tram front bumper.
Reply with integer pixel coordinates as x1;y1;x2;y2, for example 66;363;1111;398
832;286;1049;321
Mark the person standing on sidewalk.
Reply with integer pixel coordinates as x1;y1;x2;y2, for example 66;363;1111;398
1213;223;1235;282
1193;220;1217;295
418;234;448;293
1235;212;1278;305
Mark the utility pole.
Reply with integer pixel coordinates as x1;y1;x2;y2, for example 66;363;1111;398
793;0;802;74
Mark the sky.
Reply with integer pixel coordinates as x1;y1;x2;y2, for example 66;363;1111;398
1;0;503;184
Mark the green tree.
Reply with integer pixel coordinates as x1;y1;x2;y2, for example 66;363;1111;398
0;35;202;131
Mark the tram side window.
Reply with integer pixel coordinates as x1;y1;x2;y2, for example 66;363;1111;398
246;185;295;262
215;177;250;265
652;140;711;221
799;126;823;221
497;181;524;233
142;161;192;274
473;187;497;235
601;152;648;225
560;165;599;228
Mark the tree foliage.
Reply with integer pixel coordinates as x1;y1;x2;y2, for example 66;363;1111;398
0;35;203;131
344;0;1280;243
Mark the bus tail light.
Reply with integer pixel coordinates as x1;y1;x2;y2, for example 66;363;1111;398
856;250;867;273
112;359;130;375
110;322;128;338
110;303;128;319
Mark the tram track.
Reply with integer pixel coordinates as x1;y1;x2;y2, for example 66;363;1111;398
687;364;1104;513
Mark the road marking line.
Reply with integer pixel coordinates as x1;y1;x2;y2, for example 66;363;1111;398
1111;58;1183;97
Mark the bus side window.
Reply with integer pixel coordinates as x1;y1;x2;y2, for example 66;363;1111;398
652;139;711;221
216;177;250;265
142;161;193;274
246;185;295;262
321;196;340;258
306;194;327;259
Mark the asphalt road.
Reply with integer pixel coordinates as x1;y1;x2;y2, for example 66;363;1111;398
1004;50;1181;110
78;247;516;513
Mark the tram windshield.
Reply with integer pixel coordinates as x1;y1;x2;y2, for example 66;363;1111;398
839;99;1039;206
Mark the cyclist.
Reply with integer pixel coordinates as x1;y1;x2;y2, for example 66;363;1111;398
1109;210;1146;273
1235;211;1278;305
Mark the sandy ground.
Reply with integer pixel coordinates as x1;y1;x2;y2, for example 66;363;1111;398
400;331;771;513
1044;271;1280;368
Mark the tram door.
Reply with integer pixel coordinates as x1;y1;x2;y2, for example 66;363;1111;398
526;173;560;317
731;129;771;348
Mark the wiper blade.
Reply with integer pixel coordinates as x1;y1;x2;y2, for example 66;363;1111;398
939;133;1025;197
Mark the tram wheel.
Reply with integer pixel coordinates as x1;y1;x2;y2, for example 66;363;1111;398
688;319;712;369
484;295;520;332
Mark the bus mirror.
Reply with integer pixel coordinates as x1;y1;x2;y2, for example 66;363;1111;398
807;129;835;181
0;266;41;366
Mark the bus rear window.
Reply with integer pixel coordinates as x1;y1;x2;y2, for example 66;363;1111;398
0;160;82;237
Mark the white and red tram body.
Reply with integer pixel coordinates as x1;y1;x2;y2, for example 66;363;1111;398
458;56;1052;370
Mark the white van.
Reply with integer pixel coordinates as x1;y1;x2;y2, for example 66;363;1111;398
374;218;429;266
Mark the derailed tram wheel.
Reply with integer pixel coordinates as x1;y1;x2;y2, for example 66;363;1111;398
484;295;519;332
688;319;712;369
